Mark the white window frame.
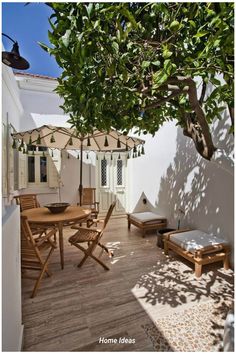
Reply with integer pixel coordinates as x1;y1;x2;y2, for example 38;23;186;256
27;148;49;187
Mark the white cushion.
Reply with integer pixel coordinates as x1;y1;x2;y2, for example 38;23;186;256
130;212;165;224
171;230;228;253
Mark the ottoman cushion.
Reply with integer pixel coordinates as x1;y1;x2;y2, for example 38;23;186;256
170;230;228;253
130;212;165;224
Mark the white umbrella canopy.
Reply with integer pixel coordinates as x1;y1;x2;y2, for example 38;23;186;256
12;125;145;204
12;125;144;152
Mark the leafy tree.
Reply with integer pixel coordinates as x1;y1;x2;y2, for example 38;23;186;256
41;2;234;160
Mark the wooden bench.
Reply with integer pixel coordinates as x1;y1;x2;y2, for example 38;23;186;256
127;212;167;237
164;229;231;277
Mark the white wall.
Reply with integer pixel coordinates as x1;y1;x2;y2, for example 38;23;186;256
2;66;24;206
2;205;23;351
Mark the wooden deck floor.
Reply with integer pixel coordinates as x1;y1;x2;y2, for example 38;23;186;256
22;217;234;351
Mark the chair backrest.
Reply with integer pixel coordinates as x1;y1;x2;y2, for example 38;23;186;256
81;188;96;206
102;201;116;231
14;194;40;212
21;215;42;262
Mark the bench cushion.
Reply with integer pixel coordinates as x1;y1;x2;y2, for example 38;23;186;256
170;230;228;253
129;212;165;225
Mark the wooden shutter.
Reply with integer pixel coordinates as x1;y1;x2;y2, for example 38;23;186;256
18;152;27;189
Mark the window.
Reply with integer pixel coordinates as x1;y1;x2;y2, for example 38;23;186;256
101;159;107;186
27;147;48;185
28;156;35;183
40;157;47;182
117;160;123;186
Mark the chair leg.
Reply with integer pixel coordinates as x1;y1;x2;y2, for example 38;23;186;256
78;253;89;268
71;241;109;270
164;240;169;255
89;253;110;270
31;248;54;298
128;218;131;230
223;254;230;270
98;242;114;257
195;262;202;278
72;242;95;267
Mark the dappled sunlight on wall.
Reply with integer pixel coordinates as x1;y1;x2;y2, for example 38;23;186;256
156;118;234;261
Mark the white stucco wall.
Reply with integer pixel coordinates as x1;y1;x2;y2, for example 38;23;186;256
2;205;23;351
2;67;25;351
2;67;23;131
2;66;24;206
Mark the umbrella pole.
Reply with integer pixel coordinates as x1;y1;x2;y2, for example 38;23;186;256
79;142;83;206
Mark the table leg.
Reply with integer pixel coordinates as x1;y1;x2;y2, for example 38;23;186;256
58;222;64;269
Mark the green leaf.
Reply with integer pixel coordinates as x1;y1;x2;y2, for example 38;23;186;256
211;78;221;86
152;60;161;67
163;49;173;59
38;41;50;53
193;31;209;38
112;41;119;53
94;20;100;29
61;29;71;47
169;20;180;31
228;126;234;134
153;70;168;87
189;20;196;28
141;61;150;69
86;3;94;18
120;7;138;29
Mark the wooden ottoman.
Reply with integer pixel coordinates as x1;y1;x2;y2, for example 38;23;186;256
164;229;231;277
127;212;167;237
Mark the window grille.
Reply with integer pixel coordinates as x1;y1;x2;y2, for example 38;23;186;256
40;156;47;182
117;160;123;185
101;159;107;186
28;156;35;183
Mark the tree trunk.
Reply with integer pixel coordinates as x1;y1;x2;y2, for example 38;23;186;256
168;77;216;160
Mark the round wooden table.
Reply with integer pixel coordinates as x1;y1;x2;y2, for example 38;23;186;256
21;206;91;269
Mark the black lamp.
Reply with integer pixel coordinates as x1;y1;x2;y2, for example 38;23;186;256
2;33;30;70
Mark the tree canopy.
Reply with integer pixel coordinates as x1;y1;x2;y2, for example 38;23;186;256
41;2;234;160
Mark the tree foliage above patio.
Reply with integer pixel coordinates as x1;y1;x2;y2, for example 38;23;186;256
42;2;234;160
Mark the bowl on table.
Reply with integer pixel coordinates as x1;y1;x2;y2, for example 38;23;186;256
44;202;70;214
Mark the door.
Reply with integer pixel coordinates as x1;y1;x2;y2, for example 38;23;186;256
96;152;128;216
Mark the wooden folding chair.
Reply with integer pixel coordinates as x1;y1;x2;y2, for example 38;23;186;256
68;201;116;270
21;215;57;298
14;194;40;211
15;194;55;240
78;188;99;227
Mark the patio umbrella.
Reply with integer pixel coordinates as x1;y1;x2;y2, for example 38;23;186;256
12;125;145;205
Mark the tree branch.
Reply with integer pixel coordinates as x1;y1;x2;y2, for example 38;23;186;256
157;76;217;160
144;89;184;110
